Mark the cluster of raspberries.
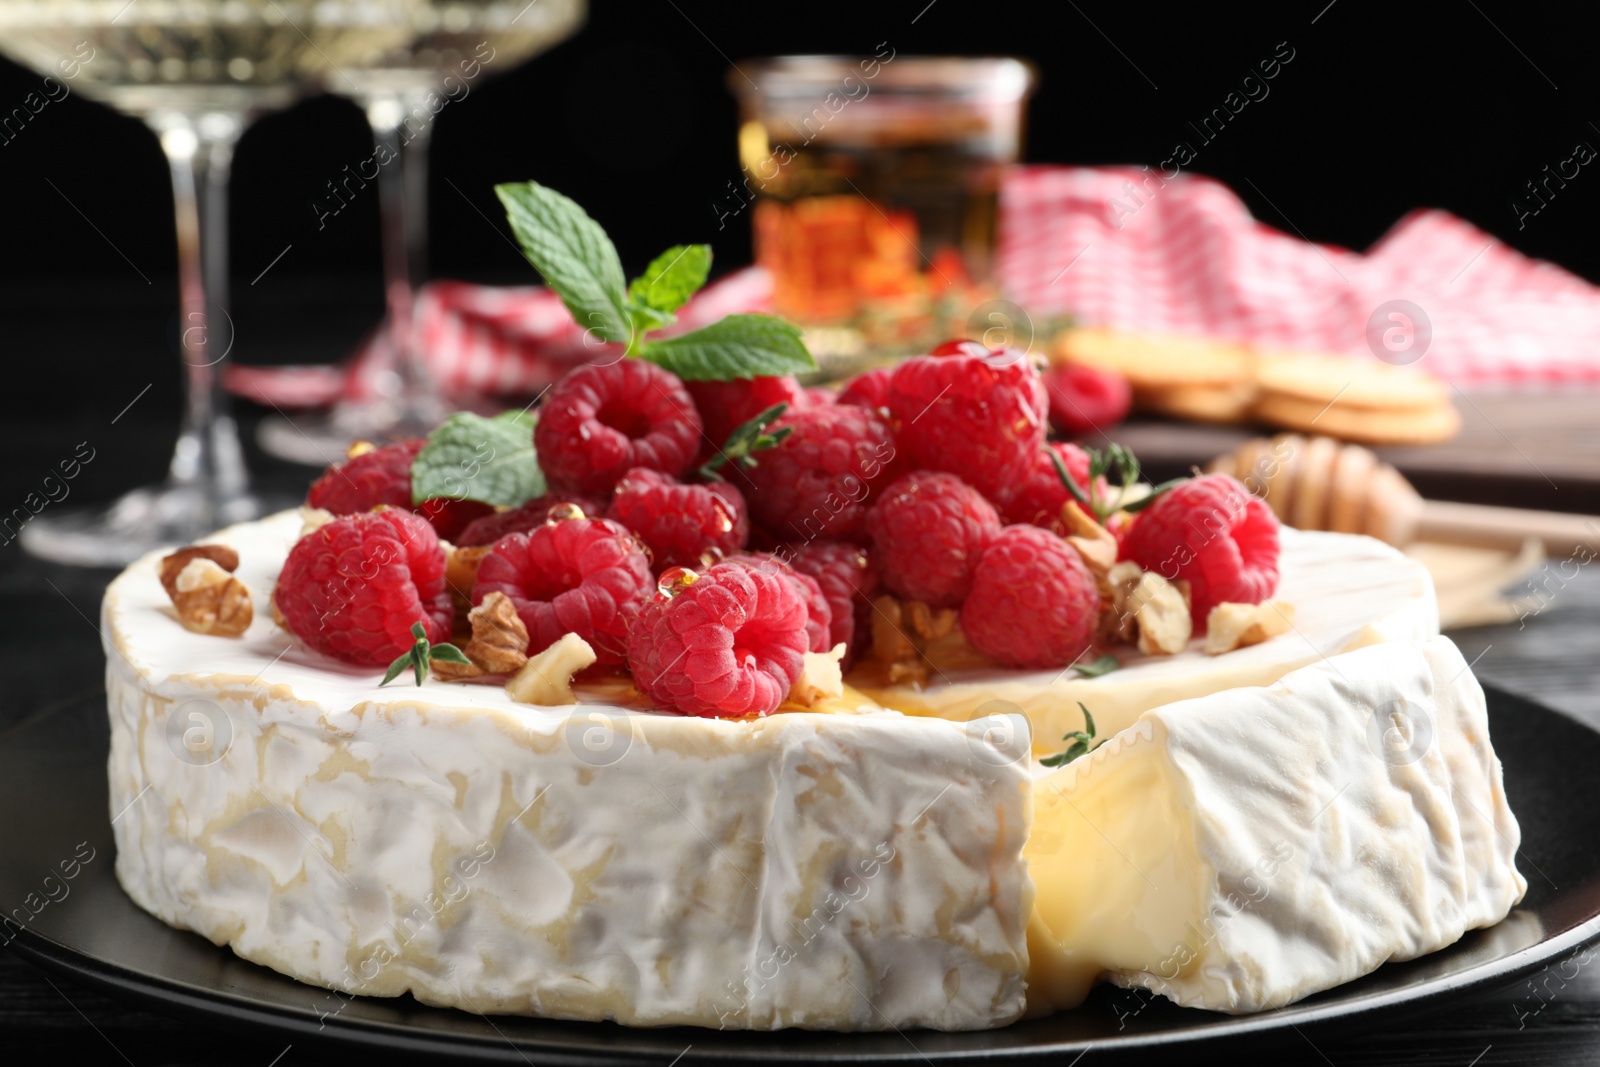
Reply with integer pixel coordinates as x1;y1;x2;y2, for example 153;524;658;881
277;345;1279;719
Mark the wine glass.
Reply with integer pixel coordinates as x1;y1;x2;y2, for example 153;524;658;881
256;0;586;466
0;0;419;566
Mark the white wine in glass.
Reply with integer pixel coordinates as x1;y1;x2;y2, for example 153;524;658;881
0;0;420;566
257;0;585;466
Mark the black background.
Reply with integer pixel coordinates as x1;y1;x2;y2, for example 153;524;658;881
0;0;1596;493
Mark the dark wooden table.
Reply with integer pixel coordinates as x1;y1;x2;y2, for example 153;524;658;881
2;408;1598;1066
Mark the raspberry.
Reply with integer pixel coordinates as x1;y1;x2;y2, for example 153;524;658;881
930;338;991;358
686;375;807;459
454;493;609;548
740;404;900;544
836;367;893;412
273;509;452;668
1119;473;1281;629
885;351;1047;499
723;553;833;653
536;360;702;496
471;514;653;666
866;471;1000;608
1045;363;1132;436
607;467;749;570
803;386;837;407
961;525;1100;669
626;562;812;718
789;541;880;665
305;439;492;541
995;442;1096;533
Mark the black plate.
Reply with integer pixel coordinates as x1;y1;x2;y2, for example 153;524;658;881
2;685;1597;1065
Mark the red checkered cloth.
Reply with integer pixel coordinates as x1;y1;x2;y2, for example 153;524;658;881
998;165;1600;385
225;165;1600;407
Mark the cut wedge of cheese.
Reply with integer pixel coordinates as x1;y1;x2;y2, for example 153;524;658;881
855;529;1438;755
1024;635;1526;1013
103;511;1034;1031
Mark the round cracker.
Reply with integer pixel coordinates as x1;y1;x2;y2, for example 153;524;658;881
1327;443;1377;534
1057;327;1253;389
1254;391;1461;445
1254;351;1447;410
1291;435;1341;531
1135;381;1257;423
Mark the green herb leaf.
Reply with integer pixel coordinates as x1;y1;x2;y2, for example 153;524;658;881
1072;654;1120;678
379;622;471;687
640;313;816;382
698;402;792;481
411;410;544;508
1120;477;1189;514
1039;703;1101;768
629;244;711;316
495;181;631;346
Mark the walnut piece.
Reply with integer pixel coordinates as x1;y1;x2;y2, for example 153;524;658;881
298;506;335;538
443;543;492;628
465;592;530;673
1132;572;1192;655
1204;600;1295;655
431;591;531;681
1101;560;1143;644
159;547;252;637
505;632;596;705
1061;499;1119;580
789;643;846;707
865;595;926;684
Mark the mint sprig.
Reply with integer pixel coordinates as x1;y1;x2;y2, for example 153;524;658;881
412;410;544;508
494;180;815;379
382;623;472;686
1039;703;1101;768
699;402;792;481
1052;442;1186;523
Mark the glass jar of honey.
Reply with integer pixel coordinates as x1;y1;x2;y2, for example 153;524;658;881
728;55;1034;354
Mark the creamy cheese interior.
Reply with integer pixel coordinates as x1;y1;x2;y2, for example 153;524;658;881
1024;636;1525;1014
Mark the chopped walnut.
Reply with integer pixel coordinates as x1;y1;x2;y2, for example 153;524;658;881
1101;560;1143;644
443;543;492;627
1061;499;1119;582
465;592;530;672
789;643;846;707
298;506;335;538
505;632;597;706
1204;601;1295;655
431;592;531;680
159;546;252;637
903;600;958;642
866;595;927;684
1131;572;1192;655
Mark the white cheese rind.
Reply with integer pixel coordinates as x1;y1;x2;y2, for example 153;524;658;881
102;512;1034;1031
857;529;1439;753
1026;635;1526;1013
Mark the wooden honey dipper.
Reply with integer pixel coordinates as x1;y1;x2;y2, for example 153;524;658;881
1207;434;1600;555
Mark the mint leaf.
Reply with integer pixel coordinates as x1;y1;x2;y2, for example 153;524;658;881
411;410;544;508
640;313;815;381
629;244;711;315
495;181;631;346
1072;654;1120;678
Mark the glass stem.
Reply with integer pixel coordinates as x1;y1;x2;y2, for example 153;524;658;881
366;91;442;427
156;110;250;521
